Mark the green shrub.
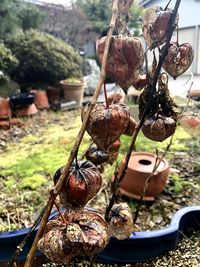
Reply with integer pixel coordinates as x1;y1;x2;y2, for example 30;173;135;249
7;30;83;88
0;43;18;74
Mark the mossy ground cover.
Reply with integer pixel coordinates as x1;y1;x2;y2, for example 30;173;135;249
0;110;90;231
0;107;200;232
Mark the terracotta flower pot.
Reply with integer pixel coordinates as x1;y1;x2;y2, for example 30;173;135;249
60;79;86;107
46;86;62;105
0;98;11;119
118;152;170;201
31;90;49;110
14;103;38;117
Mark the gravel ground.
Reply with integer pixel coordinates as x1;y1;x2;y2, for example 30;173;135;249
40;231;200;267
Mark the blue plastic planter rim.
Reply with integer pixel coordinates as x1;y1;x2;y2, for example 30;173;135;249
0;206;200;264
97;205;200;263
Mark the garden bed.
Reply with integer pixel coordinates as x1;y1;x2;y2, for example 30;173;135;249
0;107;200;232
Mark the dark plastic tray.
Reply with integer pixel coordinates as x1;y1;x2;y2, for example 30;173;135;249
9;93;34;107
0;206;199;263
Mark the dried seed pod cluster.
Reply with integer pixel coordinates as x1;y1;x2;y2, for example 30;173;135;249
53;160;102;208
38;208;110;263
82;103;130;151
97;35;144;92
37;1;193;264
139;73;177;142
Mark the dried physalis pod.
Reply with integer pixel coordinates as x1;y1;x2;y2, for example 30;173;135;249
82;103;130;151
162;42;194;79
142;6;178;49
142;115;176;142
118;0;133;14
108;202;134;240
38;208;110;263
85;146;109;165
123;116;137;136
53;160;102;208
179;115;200;136
97;35;144;92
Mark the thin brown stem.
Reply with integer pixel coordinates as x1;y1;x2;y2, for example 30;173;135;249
53;200;66;224
104;82;109;109
24;1;119;266
164;0;172;10
133;135;174;224
79;140;94;161
181;73;194;115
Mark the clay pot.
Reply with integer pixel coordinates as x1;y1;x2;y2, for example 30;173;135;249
0;98;11;119
32;90;49;110
46;86;62;105
14;103;38;117
60;79;86;107
118;152;170;201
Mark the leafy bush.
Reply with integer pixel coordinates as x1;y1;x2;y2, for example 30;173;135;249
7;30;83;88
0;43;18;74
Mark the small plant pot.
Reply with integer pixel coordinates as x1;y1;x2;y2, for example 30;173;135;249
0;98;11;119
46;86;62;105
118;152;170;201
31;90;50;110
14;103;38;117
60;79;86;107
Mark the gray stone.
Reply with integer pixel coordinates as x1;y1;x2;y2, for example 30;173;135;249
83;59;100;96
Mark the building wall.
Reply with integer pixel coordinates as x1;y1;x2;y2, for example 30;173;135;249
139;0;200;75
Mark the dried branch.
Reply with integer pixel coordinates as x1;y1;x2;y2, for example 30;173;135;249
105;0;182;221
24;1;119;267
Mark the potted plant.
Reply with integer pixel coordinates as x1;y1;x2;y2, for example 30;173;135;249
59;78;86;107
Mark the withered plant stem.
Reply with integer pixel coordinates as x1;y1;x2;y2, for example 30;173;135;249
24;1;119;266
104;82;109;109
105;0;182;221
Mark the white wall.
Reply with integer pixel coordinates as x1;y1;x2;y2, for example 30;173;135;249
141;0;200;28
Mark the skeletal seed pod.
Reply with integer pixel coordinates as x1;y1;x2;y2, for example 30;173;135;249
108;202;134;240
97;35;144;92
38;208;110;263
